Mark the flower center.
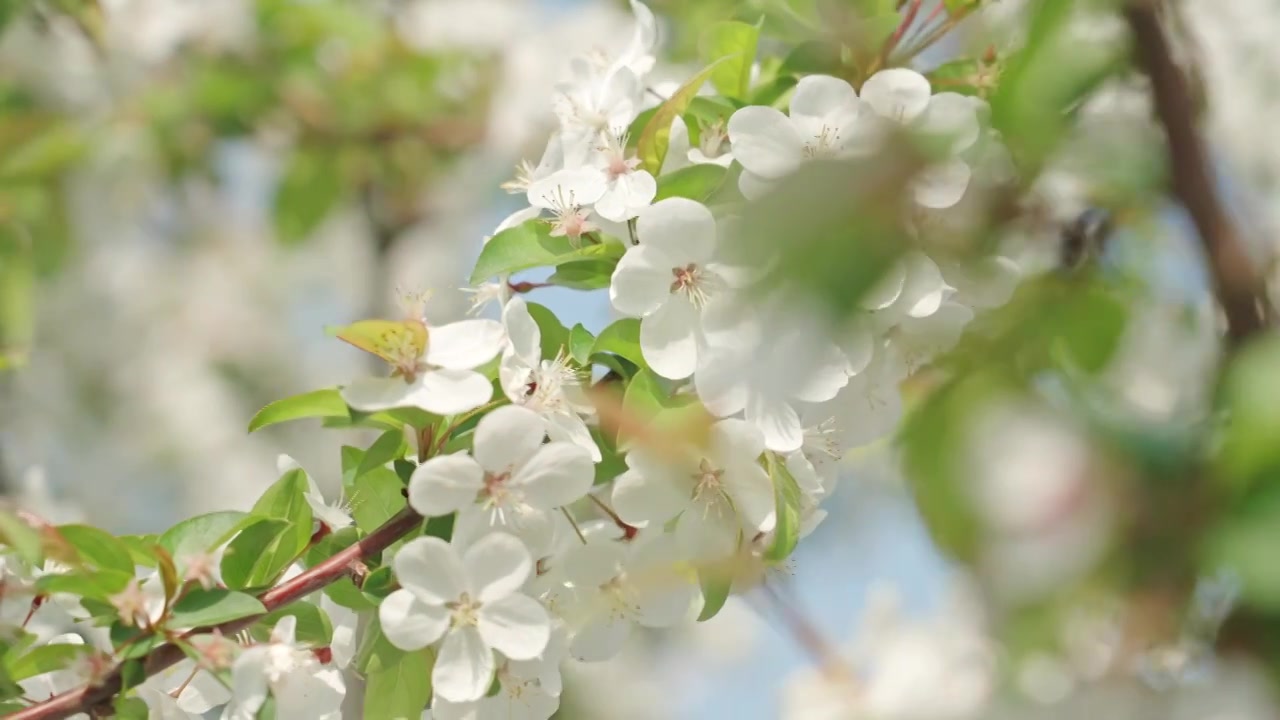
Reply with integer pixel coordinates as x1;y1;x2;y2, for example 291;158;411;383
669;263;719;308
500;159;538;194
690;458;728;513
521;350;579;413
543;185;596;244
446;593;482;628
803;124;841;159
481;470;513;506
599;575;639;619
700;121;728;158
803;417;843;462
598;130;638;180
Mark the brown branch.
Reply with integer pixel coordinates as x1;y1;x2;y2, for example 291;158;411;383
1124;0;1270;346
11;508;424;720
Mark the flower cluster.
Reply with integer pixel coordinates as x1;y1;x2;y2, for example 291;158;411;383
1;2;1039;719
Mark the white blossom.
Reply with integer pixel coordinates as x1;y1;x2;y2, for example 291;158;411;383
341;319;505;416
379;533;551;703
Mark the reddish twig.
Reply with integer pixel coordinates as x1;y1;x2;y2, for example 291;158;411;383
10;508;424;720
1124;0;1269;346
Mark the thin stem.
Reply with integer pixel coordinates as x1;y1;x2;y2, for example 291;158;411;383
1123;0;1268;346
10;508;424;720
882;0;924;62
761;582;859;687
560;507;588;545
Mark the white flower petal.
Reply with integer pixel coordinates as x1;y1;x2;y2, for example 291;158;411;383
512;442;594;509
409;453;484;517
694;350;749;417
502;297;542;364
746;394;804;452
416;370;494;415
340;377;419;413
862;261;907;310
724;462;776;533
570;617;630;662
463;532;533;603
736;169;777;200
790;74;860;124
225;649;269;720
913;158;972;209
473;405;547;475
663;116;692;174
379;589;449;651
918;92;981;153
711;418;766;464
546;411;602;462
527;167;607;210
425;319;505;370
434;627;496;703
727;106;804;179
476;594;550;660
610;245;678;317
793;347;850;403
562;542;626;587
595;171;657;222
898;252;947;318
394;537;469;604
635;197;717;264
611;467;687;528
861;68;932;123
640;297;699;380
634;571;697;628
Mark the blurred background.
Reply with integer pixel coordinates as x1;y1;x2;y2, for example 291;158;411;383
3;0;1280;718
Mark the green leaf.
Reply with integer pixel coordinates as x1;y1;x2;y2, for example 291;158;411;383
248;388;350;432
220;519;303;590
169;589;266;628
546;259;618;290
117;535;160;568
159;511;248;564
591;426;628;486
697;561;734;621
568;324;595;366
764;454;802;563
749;75;798;107
991;0;1124;168
110;624;164;660
57;525;135;578
349;468;407;533
0;122;86;182
1205;482;1280;610
699;21;761;99
356;429;407;481
5;642;86;682
637;60;726;175
781;40;842;75
36;570;134;601
251;468;314;555
1217;336;1280;487
590;318;644;369
0;510;41;566
254;602;333;647
655;164;729;202
365;647;434;720
469;220;624;285
274;150;345;245
927;57;997;98
356;617;405;674
685;97;739;127
114;697;149;720
525;301;571;361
